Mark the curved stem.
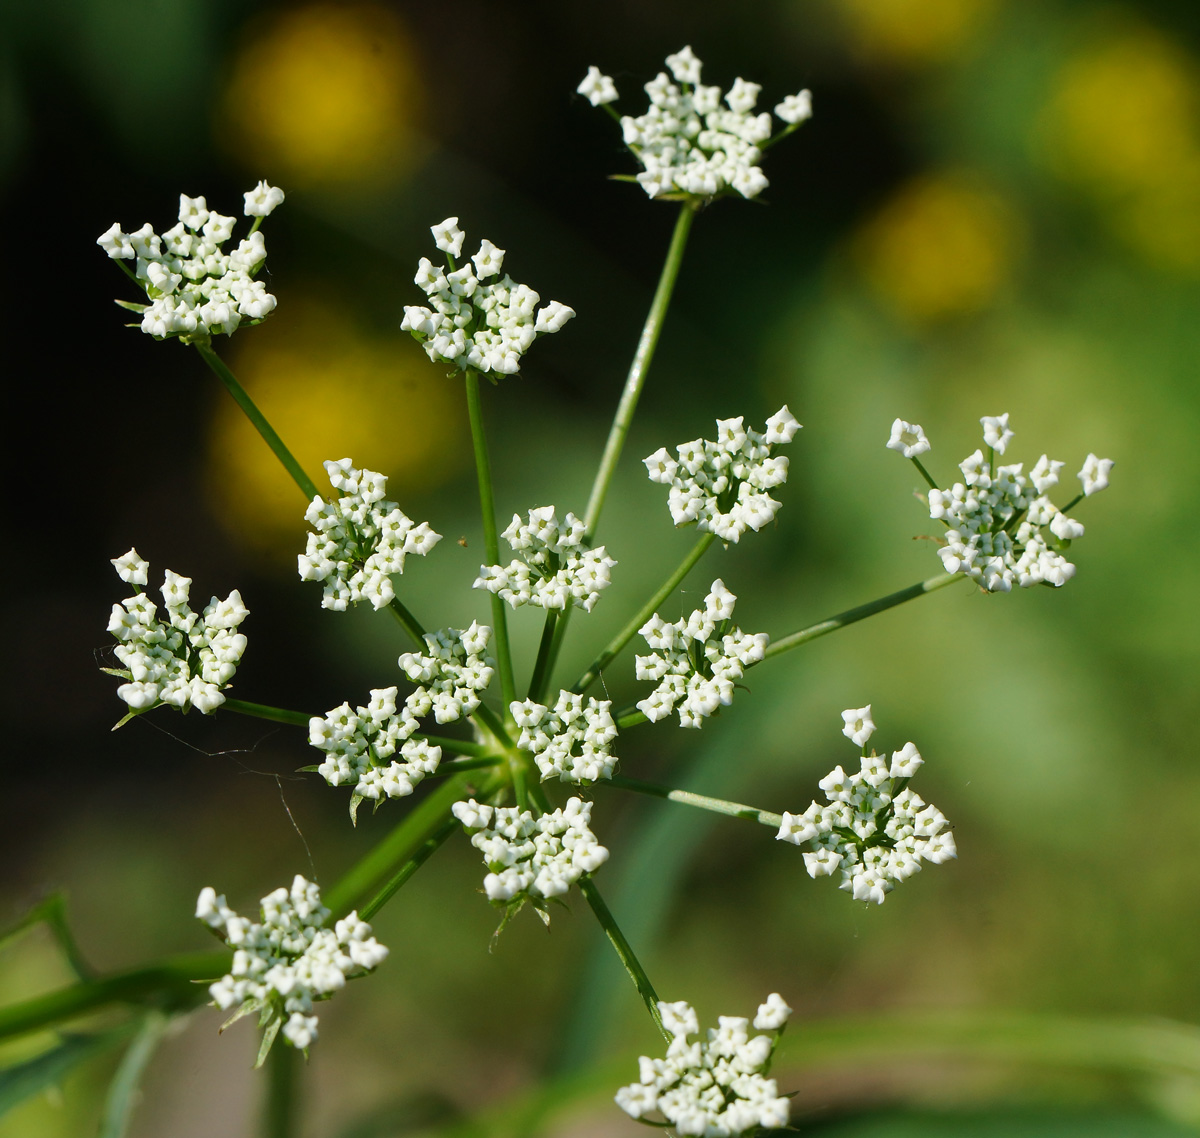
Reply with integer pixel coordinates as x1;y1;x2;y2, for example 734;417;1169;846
606;775;782;829
577;877;668;1043
194;342;319;501
464;369;517;710
584;202;696;542
572;532;714;695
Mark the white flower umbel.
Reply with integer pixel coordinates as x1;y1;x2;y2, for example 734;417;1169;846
452;797;609;910
97;186;284;340
636;579;769;728
644;407;801;543
298;458;442;611
196;875;387;1057
397;623;495;723
105;549;248;716
615;994;793;1135
776;709;956;905
402;218;575;376
892;415;1113;592
511;691;619;783
580;47;812;201
474;506;617;613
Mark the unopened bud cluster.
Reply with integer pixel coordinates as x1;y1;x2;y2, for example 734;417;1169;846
579;47;811;200
402;217;575;376
197;876;387;1052
299;459;442;611
615;994;793;1135
511;691;619;783
452;797;609;905
474;506;616;613
106;549;248;715
636;580;769;728
890;415;1113;592
645;407;801;542
97;184;283;339
776;707;956;905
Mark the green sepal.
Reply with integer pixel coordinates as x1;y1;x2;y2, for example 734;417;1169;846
254;1014;282;1069
220;997;264;1034
295;765;321;774
113;299;147;313
99;668;131;679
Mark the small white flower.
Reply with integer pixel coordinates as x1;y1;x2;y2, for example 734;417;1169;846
980;413;1014;454
1078;453;1114;496
243;180;285;217
665;46;702;85
774;90;813;125
578;65;619;106
886;418;930;459
841;705;875;747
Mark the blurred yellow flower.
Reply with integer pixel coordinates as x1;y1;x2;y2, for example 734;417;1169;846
853;174;1019;325
207;299;462;561
220;3;426;186
833;0;994;66
1038;24;1200;272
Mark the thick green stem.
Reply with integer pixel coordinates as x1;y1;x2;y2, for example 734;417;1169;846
584;202;696;542
617;709;648;730
0;952;229;1042
263;1039;297;1138
572;532;715;695
607;776;782;829
577;877;668;1042
194;342;319;501
359;816;460;921
223;699;312;727
527;610;559;702
464;369;517;709
472;701;515;751
763;572;964;661
388;596;427;645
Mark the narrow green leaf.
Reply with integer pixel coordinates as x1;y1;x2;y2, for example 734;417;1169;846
0;1024;135;1118
97;1011;172;1138
255;1015;282;1069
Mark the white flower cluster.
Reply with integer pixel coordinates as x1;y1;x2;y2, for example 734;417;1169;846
298;459;442;611
579;47;812;200
511;691;619;783
105;549;248;715
97;184;283;340
615;994;793;1136
645;407;801;542
776;706;956;905
636;580;769;728
890;415;1113;592
402;217;575;376
308;624;492;807
196;875;387;1052
474;506;617;613
452;797;609;904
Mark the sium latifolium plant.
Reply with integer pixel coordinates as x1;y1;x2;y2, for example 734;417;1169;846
1;46;1116;1137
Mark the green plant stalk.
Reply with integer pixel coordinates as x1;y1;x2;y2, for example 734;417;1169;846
763;571;963;660
0;893;95;980
583;202;696;541
223;699;312;727
264;1037;297;1138
388;596;427;645
473;701;515;751
323;774;475;917
359;816;462;921
194;342;319;501
464;369;517;710
98;1010;172;1138
572;532;715;695
577;877;668;1043
0;952;229;1042
911;457;939;490
527;610;559;702
607;776;782;829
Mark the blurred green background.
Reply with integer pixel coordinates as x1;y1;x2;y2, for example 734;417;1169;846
3;0;1199;1134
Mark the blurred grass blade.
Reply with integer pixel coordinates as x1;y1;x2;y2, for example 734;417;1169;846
0;892;93;979
98;1010;173;1138
0;1023;136;1118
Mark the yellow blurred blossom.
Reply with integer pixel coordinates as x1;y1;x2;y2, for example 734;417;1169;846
833;0;994;66
220;3;426;185
207;299;462;561
853;174;1019;325
1038;24;1200;271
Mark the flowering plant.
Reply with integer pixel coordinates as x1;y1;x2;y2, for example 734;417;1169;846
0;45;1120;1138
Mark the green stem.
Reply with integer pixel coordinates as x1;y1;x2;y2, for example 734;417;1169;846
607;776;782;829
911;457;939;491
1061;492;1084;513
584;202;696;542
572;532;715;695
388;596;427;645
763;572;964;661
472;701;515;751
194;342;319;501
416;736;491;759
527;610;559;702
359;816;460;921
223;699;312;728
263;1038;297;1138
323;775;474;917
0;951;229;1042
464;368;517;710
578;877;668;1042
98;1010;172;1138
616;709;647;730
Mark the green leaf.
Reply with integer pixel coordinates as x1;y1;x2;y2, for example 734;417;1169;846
254;1014;282;1069
97;1011;172;1138
0;1024;135;1118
